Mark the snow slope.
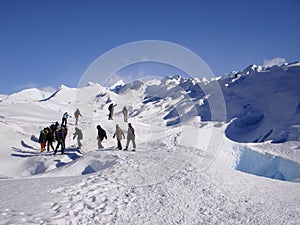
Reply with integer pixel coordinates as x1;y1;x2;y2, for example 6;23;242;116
0;63;299;224
112;62;300;144
222;64;300;143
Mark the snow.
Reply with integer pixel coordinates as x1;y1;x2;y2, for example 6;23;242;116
109;79;125;90
0;94;7;102
233;145;300;182
0;63;299;224
222;64;300;143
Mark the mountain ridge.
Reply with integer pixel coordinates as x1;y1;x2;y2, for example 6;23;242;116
1;62;299;144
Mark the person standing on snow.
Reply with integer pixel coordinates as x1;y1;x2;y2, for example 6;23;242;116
54;125;67;155
74;108;82;125
124;123;136;151
108;103;117;120
61;112;71;126
113;124;125;150
73;127;83;149
46;125;55;152
122;106;128;122
97;125;107;149
39;128;48;152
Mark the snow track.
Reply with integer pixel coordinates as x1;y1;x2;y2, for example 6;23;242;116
5;140;297;225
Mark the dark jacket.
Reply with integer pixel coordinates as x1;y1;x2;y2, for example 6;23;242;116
46;127;55;142
39;130;47;143
97;127;107;141
55;127;67;141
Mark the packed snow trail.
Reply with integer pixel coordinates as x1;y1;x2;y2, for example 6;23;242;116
1;126;299;224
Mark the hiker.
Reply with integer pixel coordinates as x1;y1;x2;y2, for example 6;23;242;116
54;125;67;155
38;128;48;152
74;108;82;125
108;103;117;120
73;127;83;149
122;106;128;122
113;124;125;150
62;125;68;148
97;125;107;149
61;112;70;126
124;123;136;151
46;125;55;152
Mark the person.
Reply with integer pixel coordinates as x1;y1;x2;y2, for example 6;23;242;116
62;125;68;149
74;108;82;125
46;125;55;152
54;125;67;155
108;103;117;120
122;106;128;122
97;125;107;149
73;127;83;149
38;128;48;152
113;124;125;150
124;123;136;151
61;112;70;126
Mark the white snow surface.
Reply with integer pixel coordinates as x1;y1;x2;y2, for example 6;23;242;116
0;63;300;224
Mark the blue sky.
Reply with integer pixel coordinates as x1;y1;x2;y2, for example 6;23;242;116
0;0;299;94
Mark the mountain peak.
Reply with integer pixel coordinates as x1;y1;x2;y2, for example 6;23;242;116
241;64;262;75
109;79;125;90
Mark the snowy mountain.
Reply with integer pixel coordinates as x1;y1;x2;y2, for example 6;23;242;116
222;63;300;143
111;62;300;143
0;63;299;224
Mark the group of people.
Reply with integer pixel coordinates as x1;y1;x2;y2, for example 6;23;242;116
97;122;136;151
38;121;68;155
38;109;83;155
108;103;128;122
62;109;82;126
98;103;136;151
38;104;136;154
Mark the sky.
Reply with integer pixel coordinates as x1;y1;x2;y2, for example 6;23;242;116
0;0;299;94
